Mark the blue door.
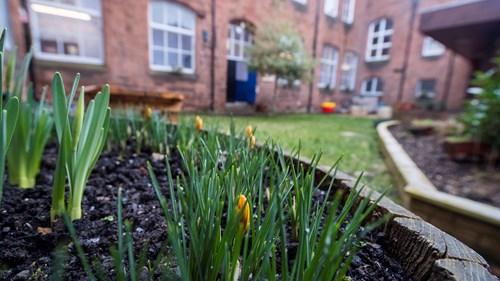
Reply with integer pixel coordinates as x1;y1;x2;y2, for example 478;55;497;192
227;60;257;104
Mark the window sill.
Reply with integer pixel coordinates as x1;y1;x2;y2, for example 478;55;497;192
34;59;107;72
421;53;444;59
365;58;390;64
149;70;198;81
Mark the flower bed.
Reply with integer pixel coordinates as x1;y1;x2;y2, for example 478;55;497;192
377;120;500;276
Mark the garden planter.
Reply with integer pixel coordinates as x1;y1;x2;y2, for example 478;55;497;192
442;139;490;161
321;102;336;113
378;120;500;278
0;137;497;280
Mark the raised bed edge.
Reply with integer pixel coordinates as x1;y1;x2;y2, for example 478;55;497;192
276;141;498;281
375;120;500;278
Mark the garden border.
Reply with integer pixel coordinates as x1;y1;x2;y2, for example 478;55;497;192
277;149;498;280
375;120;500;277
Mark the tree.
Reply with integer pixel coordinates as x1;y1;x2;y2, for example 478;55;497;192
247;18;315;113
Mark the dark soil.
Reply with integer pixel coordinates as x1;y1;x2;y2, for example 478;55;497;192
390;126;500;208
0;143;411;280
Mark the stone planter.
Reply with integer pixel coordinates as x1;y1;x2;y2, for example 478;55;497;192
376;120;500;279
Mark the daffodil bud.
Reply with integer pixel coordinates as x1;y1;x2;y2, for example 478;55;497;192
196;115;203;132
244;125;253;138
72;89;84;150
250;135;256;151
236;194;250;233
145;107;152;121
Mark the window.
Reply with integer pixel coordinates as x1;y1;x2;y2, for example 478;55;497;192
227;22;252;61
293;0;307;4
319;46;339;89
415;79;436;99
341;0;355;24
361;77;383;96
365;18;393;62
340;52;357;91
149;0;196;74
29;0;103;64
324;0;339;18
421;36;445;57
1;1;12;49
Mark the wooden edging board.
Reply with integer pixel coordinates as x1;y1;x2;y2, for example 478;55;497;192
369;120;499;280
276;146;498;281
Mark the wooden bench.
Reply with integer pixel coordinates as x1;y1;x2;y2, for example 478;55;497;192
84;85;184;120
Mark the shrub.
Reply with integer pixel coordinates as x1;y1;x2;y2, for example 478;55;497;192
461;56;500;161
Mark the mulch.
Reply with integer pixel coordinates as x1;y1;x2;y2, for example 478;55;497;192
389;125;500;208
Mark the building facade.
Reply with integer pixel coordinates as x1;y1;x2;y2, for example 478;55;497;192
2;0;471;112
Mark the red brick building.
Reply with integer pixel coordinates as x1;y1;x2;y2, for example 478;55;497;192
2;0;472;112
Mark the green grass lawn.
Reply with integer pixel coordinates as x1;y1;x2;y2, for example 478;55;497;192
198;113;399;202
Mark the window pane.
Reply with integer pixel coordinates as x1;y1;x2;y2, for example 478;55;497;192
82;0;100;10
180;11;194;30
167;32;178;48
234;44;240;57
167;6;178;27
153;50;164;65
386;19;393;30
382;48;390;56
81;18;100;35
151;2;164;23
374;22;380;32
168;52;179;67
234;26;241;40
60;0;77;5
376;79;384;91
84;40;101;58
182;54;192;68
383;35;391;43
153;29;164;46
181;35;191;51
41;39;58;54
38;12;58;33
370;50;376;57
63;41;79;55
372;37;378;45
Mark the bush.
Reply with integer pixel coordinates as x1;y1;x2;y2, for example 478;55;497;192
461;56;500;151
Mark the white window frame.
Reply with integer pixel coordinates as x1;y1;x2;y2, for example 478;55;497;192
148;0;196;74
28;0;104;64
341;0;355;24
421;36;445;57
361;77;383;97
415;79;436;98
1;1;12;50
340;51;357;92
226;23;252;62
324;0;339;18
365;18;393;62
318;45;339;89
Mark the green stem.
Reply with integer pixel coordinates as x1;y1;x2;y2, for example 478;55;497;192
69;176;87;221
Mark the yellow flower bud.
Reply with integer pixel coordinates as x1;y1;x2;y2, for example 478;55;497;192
250;135;256;150
236;194;250;233
145;107;152;121
195;115;203;132
244;125;253;138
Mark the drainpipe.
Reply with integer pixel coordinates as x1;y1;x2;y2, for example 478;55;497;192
209;0;216;111
307;0;321;113
396;0;419;101
441;51;456;111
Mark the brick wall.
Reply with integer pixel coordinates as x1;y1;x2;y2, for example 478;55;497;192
4;0;472;113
